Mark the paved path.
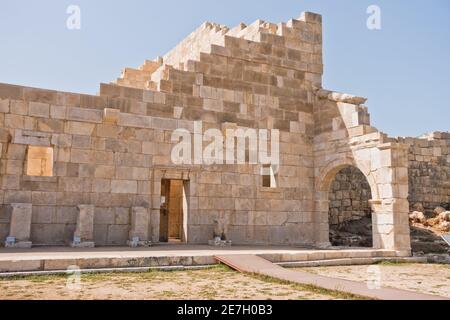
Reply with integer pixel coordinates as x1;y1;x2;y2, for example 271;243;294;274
0;245;415;273
215;254;449;300
0;245;397;261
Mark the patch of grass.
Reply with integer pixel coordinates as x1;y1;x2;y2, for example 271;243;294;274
0;274;66;282
374;261;411;266
249;273;371;300
0;265;228;283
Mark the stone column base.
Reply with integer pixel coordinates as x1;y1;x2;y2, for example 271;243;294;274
208;239;232;247
127;240;152;248
5;241;32;249
395;250;412;257
315;242;332;249
71;241;95;248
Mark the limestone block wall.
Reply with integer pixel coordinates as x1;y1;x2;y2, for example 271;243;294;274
0;12;326;247
398;132;450;214
328;167;372;226
159;22;228;71
0;87;155;246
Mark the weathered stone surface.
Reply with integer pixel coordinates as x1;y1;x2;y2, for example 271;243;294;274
29;102;50;118
128;207;151;247
5;203;32;248
72;204;95;247
111;180;138;194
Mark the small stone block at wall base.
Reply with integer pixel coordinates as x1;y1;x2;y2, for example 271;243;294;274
5;237;32;249
127;238;152;248
70;240;95;248
208;238;232;247
72;205;95;248
5;203;33;248
128;207;151;246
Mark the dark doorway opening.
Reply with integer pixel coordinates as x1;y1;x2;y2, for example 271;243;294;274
328;166;373;247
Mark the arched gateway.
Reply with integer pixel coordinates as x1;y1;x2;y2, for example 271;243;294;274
328;166;373;247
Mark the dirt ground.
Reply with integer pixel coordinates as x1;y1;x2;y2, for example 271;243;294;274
2;263;447;300
0;266;345;300
300;263;450;298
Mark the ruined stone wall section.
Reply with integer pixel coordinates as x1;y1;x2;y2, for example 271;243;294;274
114;62;161;90
116;13;323;91
397;132;450;214
313;96;411;252
160;22;228;71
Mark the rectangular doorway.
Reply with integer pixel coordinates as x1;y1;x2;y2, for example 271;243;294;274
159;179;188;243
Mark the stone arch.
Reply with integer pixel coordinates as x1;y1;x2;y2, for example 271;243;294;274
328;166;374;247
314;157;380;248
318;157;379;200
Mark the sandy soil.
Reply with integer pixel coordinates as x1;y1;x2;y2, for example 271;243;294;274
300;263;450;298
0;266;337;300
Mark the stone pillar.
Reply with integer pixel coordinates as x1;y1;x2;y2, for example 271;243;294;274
5;203;33;248
71;205;95;248
313;191;332;248
371;143;412;256
128;207;151;247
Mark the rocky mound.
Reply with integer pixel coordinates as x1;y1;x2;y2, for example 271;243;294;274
329;205;450;254
410;225;448;254
329;217;373;247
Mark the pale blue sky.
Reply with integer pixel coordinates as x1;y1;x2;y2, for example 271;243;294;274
0;0;448;137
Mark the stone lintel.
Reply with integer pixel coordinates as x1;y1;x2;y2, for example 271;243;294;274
317;89;367;105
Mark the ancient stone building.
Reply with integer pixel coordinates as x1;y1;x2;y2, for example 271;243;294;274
0;11;446;255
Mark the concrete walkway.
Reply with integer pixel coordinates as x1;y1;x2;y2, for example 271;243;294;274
215;254;449;301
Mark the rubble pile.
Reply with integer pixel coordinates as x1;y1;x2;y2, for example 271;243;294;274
409;204;450;254
329;203;450;253
409;205;450;233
